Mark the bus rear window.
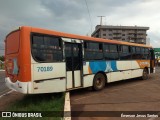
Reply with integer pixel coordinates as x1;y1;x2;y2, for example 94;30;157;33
6;31;20;54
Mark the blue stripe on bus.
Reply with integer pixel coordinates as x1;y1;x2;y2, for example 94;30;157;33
89;61;118;74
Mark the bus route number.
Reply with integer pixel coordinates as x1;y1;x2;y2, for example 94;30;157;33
37;66;53;72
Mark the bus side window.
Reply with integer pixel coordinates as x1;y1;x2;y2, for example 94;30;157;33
32;35;63;62
84;42;87;49
119;45;131;60
108;44;119;60
136;47;142;59
99;43;103;52
118;45;122;53
144;48;150;59
103;44;110;60
141;48;145;59
32;35;45;61
84;42;103;60
131;46;136;59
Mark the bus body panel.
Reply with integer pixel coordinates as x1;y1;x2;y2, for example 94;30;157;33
5;27;31;93
32;63;66;93
5;30;21;83
66;71;73;89
20;27;31;82
83;60;151;85
5;77;30;93
32;63;66;81
83;74;94;87
5;26;155;94
30;51;66;93
33;78;66;94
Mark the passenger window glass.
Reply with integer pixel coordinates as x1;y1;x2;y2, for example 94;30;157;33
103;44;110;52
109;44;117;52
122;46;129;53
32;35;63;62
84;42;103;60
104;44;119;60
136;47;141;53
119;45;131;60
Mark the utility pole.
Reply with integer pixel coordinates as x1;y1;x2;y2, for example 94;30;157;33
97;16;105;26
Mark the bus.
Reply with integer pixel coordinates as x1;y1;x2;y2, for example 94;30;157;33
5;26;155;94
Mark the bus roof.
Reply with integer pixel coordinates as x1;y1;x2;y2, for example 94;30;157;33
23;26;152;48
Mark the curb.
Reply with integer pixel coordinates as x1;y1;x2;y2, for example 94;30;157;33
0;70;5;71
63;92;71;120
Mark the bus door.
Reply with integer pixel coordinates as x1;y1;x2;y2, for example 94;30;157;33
65;43;82;89
150;49;155;73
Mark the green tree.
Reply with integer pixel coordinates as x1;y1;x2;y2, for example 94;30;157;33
0;56;4;61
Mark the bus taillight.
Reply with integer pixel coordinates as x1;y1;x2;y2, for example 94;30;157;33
5;59;13;75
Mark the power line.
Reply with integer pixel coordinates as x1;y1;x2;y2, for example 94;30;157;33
84;0;93;34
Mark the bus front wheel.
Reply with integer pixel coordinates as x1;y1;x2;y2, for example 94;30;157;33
93;73;106;91
142;68;148;80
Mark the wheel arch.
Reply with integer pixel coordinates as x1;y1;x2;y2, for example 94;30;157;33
144;67;149;74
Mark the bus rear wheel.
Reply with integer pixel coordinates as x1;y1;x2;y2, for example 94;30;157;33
93;73;106;91
142;68;148;80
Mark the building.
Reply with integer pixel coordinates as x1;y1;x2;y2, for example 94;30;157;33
91;25;149;44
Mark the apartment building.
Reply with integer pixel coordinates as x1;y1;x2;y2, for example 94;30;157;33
91;25;149;44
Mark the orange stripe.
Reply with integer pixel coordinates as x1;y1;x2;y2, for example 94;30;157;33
136;60;150;69
21;26;151;48
88;66;92;74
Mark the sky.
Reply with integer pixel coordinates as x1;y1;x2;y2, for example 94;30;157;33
0;0;160;55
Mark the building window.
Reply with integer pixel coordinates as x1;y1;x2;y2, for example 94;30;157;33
103;34;106;36
109;34;112;36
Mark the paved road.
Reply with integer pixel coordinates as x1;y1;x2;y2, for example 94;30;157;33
70;67;160;120
0;71;24;112
0;71;10;95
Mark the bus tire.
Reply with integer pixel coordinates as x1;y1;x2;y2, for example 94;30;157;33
141;68;148;80
93;73;106;91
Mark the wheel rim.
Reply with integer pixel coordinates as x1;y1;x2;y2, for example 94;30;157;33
95;76;104;88
143;69;148;80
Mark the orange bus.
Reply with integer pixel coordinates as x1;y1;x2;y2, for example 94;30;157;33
5;26;155;94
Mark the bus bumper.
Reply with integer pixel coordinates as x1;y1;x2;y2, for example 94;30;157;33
5;77;28;94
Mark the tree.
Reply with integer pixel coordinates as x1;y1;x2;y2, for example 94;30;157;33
0;56;4;61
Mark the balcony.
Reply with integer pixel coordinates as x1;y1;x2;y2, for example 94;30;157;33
113;30;122;33
113;34;122;37
136;31;146;34
137;39;146;44
113;36;122;39
137;35;146;39
128;30;135;34
129;39;135;43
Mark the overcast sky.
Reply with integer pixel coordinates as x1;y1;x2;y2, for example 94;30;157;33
0;0;160;55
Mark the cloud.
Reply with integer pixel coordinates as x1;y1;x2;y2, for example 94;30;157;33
0;0;160;55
